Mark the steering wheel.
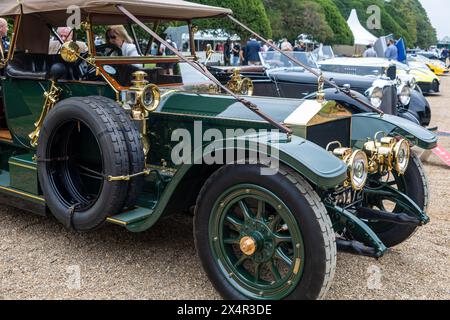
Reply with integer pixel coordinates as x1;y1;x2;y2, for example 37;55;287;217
95;43;123;57
75;44;123;81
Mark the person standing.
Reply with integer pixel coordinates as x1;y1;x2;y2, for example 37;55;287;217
231;41;241;66
441;48;449;67
223;38;231;66
240;40;248;66
294;41;305;52
363;44;377;58
245;38;262;66
385;39;398;61
0;18;9;52
280;38;293;52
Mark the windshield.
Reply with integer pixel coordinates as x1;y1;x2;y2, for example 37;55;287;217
101;61;216;92
393;61;410;71
259;51;319;70
319;61;384;77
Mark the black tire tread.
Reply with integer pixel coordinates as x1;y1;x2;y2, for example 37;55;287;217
87;96;145;209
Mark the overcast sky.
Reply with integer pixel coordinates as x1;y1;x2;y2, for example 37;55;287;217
418;0;449;39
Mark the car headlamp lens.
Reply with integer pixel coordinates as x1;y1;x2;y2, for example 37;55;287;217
370;87;383;108
121;90;137;105
141;84;161;112
399;85;411;106
394;139;410;175
348;150;369;190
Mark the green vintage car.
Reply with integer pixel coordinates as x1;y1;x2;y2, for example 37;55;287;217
0;0;438;300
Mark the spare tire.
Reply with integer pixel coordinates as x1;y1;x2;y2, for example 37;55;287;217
37;97;130;231
87;96;145;209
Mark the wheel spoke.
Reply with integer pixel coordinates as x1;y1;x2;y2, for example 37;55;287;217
223;237;240;245
234;254;249;268
274;233;293;245
254;262;262;283
238;200;253;222
225;215;244;232
275;248;293;266
256;200;265;221
269;259;282;282
268;215;282;231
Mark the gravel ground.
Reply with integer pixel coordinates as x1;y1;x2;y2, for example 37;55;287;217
0;79;449;300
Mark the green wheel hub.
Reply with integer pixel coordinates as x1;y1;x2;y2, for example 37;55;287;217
209;184;305;300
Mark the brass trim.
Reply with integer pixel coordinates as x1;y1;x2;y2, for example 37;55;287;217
107;168;152;182
8;161;36;171
94;56;195;65
7;14;22;63
106;217;128;226
0;186;45;202
29;80;63;147
293;258;301;275
226;69;254;96
240;236;257;256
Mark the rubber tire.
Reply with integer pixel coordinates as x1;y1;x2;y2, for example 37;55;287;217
194;164;337;300
87;96;145;209
37;97;130;231
372;153;429;248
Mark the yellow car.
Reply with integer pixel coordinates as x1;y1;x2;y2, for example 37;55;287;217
409;55;449;76
395;61;441;94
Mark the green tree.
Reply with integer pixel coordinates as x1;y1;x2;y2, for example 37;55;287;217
190;0;272;39
314;0;353;45
264;0;333;42
333;0;436;48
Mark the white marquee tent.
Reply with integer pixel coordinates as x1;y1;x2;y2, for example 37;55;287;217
347;9;378;46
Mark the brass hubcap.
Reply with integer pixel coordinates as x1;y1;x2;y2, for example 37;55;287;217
240;236;257;256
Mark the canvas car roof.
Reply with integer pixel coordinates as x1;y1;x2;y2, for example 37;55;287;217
0;0;233;21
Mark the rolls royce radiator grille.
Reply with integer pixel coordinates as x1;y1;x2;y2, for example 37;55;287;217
307;118;351;149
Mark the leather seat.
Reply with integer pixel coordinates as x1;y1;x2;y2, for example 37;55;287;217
5;53;75;80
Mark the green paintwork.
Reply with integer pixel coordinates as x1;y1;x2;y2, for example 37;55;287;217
325;203;387;257
0;170;46;214
2;78;115;149
364;181;430;225
107;206;154;226
159;92;300;123
208;184;305;300
351;113;438;150
8;153;38;195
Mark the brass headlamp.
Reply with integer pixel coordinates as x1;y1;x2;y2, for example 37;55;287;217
126;71;161;118
122;71;161;158
363;132;410;175
327;142;369;191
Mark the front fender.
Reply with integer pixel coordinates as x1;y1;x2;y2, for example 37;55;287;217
352;113;437;150
406;90;431;127
192;131;348;189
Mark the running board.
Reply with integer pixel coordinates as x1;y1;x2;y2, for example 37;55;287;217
107;206;154;226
